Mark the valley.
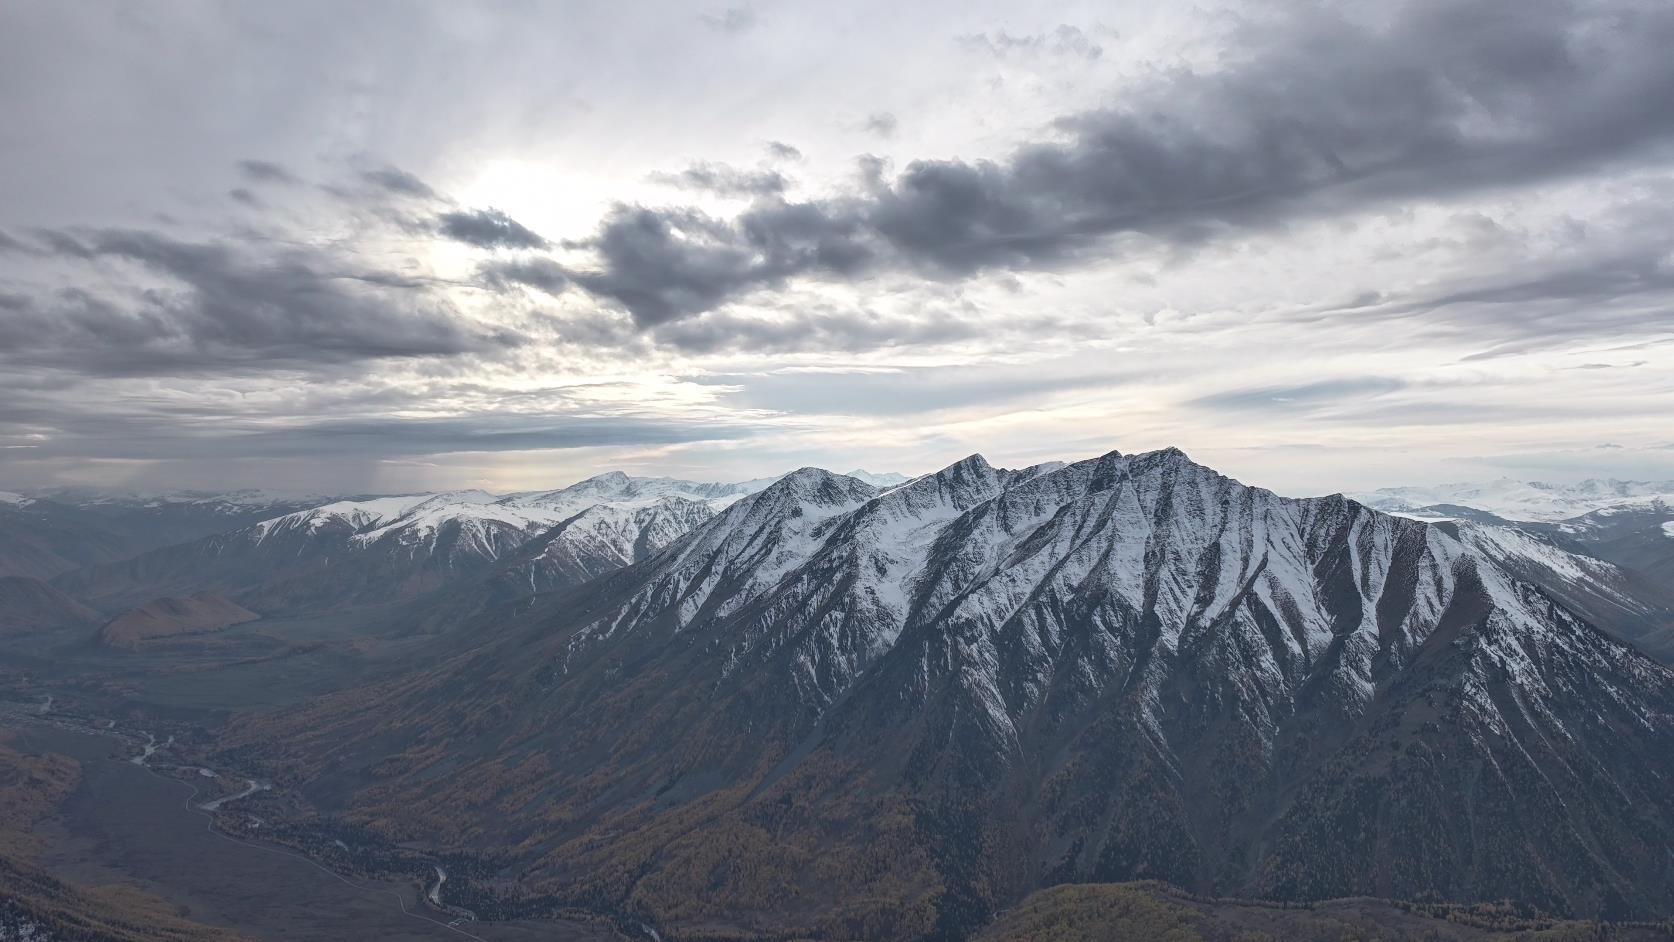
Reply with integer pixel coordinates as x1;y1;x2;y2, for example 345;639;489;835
2;703;613;942
4;455;1674;941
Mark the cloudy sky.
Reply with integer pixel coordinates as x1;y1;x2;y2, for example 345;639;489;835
2;0;1672;497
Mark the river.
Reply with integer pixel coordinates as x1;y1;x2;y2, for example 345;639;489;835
10;721;609;942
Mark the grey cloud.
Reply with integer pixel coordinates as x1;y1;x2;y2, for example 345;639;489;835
565;202;873;326
1190;378;1560;428
0;392;766;463
765;141;802;161
0;229;28;253
863;112;898;139
1333;234;1674;358
30;229;93;258
1188;377;1408;411
650;307;982;355
437;207;549;250
692;362;1119;415
361;166;436;198
956;25;1105;60
228;187;260;206
700;5;756;34
479;256;569;295
236;159;298;185
5;227;521;375
648;162;788;198
125;414;761;460
559;0;1674;328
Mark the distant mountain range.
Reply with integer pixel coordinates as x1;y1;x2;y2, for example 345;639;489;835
44;474;778;621
211;449;1674;938
1353;477;1674;522
0;489;330;581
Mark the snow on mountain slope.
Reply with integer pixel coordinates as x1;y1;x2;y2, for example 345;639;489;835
502;496;722;592
248;474;773;554
1355;477;1674;522
1452;520;1620;585
55;473;779;613
565;449;1605;717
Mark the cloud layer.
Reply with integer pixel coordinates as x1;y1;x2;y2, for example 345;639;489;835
2;0;1672;494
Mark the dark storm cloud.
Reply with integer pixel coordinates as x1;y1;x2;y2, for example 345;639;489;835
559;0;1674;328
437;207;550;250
2;227;521;375
360;166;437;198
236;159;299;185
648;162;788;198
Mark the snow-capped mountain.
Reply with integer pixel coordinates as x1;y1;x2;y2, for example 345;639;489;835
52;473;775;615
1354;477;1674;522
231;447;1674;938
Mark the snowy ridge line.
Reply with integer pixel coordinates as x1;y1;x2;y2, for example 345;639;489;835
565;445;1647;719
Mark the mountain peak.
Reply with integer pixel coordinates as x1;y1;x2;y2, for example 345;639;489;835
770;466;879;503
573;470;632;490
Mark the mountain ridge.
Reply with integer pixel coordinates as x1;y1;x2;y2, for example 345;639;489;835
221;446;1674;939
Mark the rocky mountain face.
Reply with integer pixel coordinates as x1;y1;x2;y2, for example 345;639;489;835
50;474;771;616
1353;480;1674;662
227;448;1674;939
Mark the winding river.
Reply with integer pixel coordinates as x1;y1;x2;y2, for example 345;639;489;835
4;715;608;942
